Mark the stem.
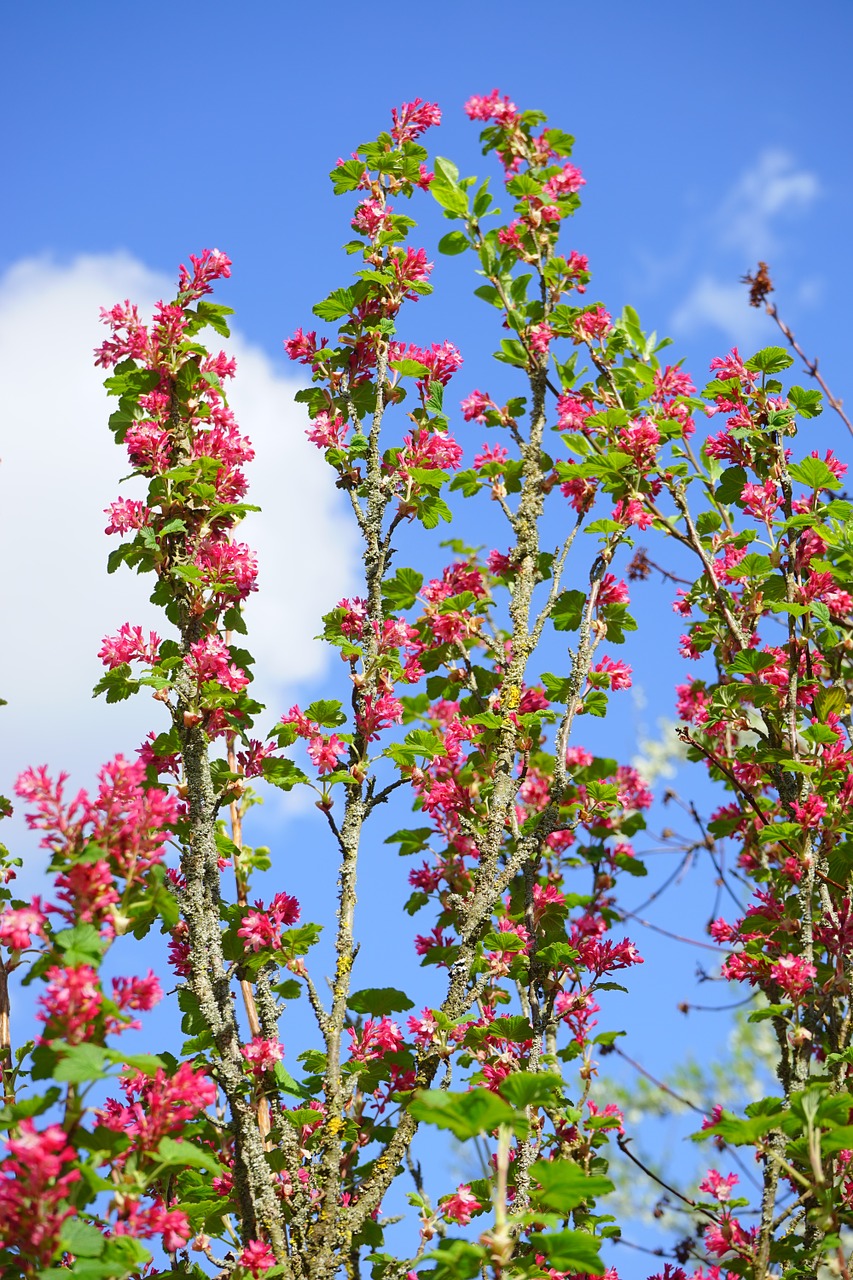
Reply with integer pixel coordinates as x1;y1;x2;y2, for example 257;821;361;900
0;964;14;1109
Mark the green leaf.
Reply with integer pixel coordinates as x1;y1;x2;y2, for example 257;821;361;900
788;385;823;418
788;455;838;490
54;923;104;966
313;287;357;321
816;687;847;721
262;757;309;791
726;552;773;580
0;1087;61;1129
272;1062;312;1100
531;1159;614;1211
384;729;446;765
430;157;469;217
103;1050;166;1075
552;589;586;632
156;1137;221;1173
407;1088;525;1139
347;987;415;1016
583;690;608;717
696;510;722;537
716;465;748;506
696;1108;784;1145
331;158;367;194
305;699;347;727
819;1125;853;1153
727;650;777;675
535;1229;605;1273
437;230;469;255
423;1239;486;1280
382;567;424;610
416;494;452;529
59;1217;107;1258
499;1071;563;1109
53;1042;109;1083
744;346;794;375
541;671;573;702
585;518;624;535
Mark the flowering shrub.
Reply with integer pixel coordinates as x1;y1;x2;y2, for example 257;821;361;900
1;91;852;1280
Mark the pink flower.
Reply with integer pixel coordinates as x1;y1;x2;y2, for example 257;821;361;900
542;163;586;198
357;692;403;741
98;623;161;669
281;704;317;737
699;1170;739;1202
237;1239;277;1276
709;918;737;944
770;953;816;1000
390;340;463;389
792;794;827;828
613;497;654;529
390;98;442;144
704;1212;755;1258
284;327;325;364
741;478;781;522
186;634;250;693
709;347;755;384
528;322;554;355
0;901;47;952
352;198;393;238
799;571;852;616
575;935;643;975
38;964;102;1044
561;470;597;514
112;970;163;1013
591;656;633;691
307;411;348;450
0;1119;80;1268
556;393;595;431
241;1037;285;1076
586;1099;625;1135
104;497;149;535
394;430;463;480
461;390;495;422
597;574;630;607
237;892;300;953
464;89;519;125
347;1017;404;1062
307;734;349;774
573;306;612;342
653;365;696;400
442;1183;482;1225
474;443;509;471
114;1198;191;1253
178;248;232;297
194;539;258;604
407;1008;439;1046
618;419;660;468
100;1063;216;1156
238;910;281;953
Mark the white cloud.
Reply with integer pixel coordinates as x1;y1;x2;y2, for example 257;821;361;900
717;149;821;260
663;150;820;343
671;274;768;345
0;254;357;829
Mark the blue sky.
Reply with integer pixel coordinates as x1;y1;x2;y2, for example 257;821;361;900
2;2;852;1272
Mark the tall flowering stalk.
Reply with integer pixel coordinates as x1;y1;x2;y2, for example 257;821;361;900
0;91;851;1280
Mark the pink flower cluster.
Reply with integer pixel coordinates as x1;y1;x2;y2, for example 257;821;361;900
237;892;301;953
100;1062;217;1159
0;1120;80;1271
